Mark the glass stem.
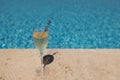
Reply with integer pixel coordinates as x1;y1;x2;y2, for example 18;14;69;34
40;51;44;71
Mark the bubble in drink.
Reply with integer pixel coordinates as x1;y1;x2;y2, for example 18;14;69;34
33;31;48;53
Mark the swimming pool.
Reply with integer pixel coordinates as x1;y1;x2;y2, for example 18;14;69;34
0;0;120;48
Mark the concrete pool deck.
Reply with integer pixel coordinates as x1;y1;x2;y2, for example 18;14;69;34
0;49;120;80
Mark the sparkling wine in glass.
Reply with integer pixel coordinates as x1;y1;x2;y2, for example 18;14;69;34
33;27;48;71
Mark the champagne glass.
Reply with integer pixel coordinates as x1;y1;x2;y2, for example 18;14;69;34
33;27;48;71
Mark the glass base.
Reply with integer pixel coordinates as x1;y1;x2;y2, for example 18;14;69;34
36;65;45;73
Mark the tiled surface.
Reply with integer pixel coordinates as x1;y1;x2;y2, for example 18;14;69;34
0;0;120;48
0;49;120;80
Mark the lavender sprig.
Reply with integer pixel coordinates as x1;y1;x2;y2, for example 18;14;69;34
40;17;53;39
44;17;53;32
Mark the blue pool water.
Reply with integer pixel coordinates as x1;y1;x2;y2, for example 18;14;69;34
0;0;120;48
